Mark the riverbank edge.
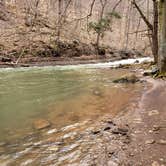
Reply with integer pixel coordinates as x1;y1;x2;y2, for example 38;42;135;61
0;55;151;68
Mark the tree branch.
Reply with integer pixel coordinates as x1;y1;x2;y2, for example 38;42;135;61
132;0;153;30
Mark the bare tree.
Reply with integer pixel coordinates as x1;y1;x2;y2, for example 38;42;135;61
158;0;166;72
132;0;158;63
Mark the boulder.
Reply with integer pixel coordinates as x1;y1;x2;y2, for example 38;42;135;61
113;74;139;84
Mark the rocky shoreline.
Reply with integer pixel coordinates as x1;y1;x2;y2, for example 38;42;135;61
0;46;147;68
0;66;165;166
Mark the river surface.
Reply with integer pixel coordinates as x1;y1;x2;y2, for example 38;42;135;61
0;59;150;165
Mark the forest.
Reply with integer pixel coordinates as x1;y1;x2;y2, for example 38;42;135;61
0;0;166;166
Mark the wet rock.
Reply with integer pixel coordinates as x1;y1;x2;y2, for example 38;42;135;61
20;159;34;166
47;146;59;152
0;142;7;147
98;48;106;55
1;57;12;62
129;153;134;157
112;127;128;135
47;128;58;135
92;130;100;135
134;60;139;63
148;110;159;116
122;136;131;144
152;161;160;166
104;127;111;131
62;123;80;131
157;140;166;145
62;132;77;139
143;67;159;76
106;121;116;126
60;144;79;153
152;125;160;132
58;150;81;163
145;139;155;145
107;161;118;166
33;119;51;130
113;74;139;84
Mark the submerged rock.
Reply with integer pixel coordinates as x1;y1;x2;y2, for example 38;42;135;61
113;74;139;84
157;140;166;145
145;139;155;145
148;110;159;116
33;119;51;130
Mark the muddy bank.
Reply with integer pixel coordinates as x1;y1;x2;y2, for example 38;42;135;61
0;40;147;68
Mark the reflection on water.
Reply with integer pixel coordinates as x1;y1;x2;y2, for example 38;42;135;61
0;67;141;142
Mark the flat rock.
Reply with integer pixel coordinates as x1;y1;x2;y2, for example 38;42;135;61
33;119;51;130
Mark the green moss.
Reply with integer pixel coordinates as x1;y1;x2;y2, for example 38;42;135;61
154;72;166;78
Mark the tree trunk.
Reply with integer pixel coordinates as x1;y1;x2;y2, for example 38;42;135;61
132;0;158;64
57;0;62;42
152;0;159;64
159;0;166;72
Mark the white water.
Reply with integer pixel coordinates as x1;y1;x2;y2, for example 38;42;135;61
0;57;153;72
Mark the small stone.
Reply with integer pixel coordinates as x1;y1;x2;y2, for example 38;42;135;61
157;140;166;145
148;110;159;116
145;139;155;145
112;127;128;135
152;125;160;131
62;132;77;139
134;60;139;63
107;161;118;166
152;161;160;166
92;130;100;135
104;127;111;131
0;142;7;147
47;146;59;152
107;121;116;126
33;119;51;130
149;130;153;133
143;70;153;76
129;153;134;157
47;128;57;135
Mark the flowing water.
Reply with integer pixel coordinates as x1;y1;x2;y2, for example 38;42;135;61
0;59;149;165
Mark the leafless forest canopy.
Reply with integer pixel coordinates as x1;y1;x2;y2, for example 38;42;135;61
0;0;154;56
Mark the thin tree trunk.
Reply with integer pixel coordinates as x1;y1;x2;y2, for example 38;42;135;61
159;0;166;72
57;0;62;42
152;0;159;64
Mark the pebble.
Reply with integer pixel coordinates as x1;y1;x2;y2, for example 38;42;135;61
107;161;118;166
152;161;160;166
148;110;159;116
47;128;58;135
20;159;34;166
62;132;77;139
145;139;155;145
157;140;166;145
152;125;160;131
92;130;100;135
104;127;111;131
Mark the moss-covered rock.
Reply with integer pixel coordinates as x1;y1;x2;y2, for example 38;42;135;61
113;74;139;84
